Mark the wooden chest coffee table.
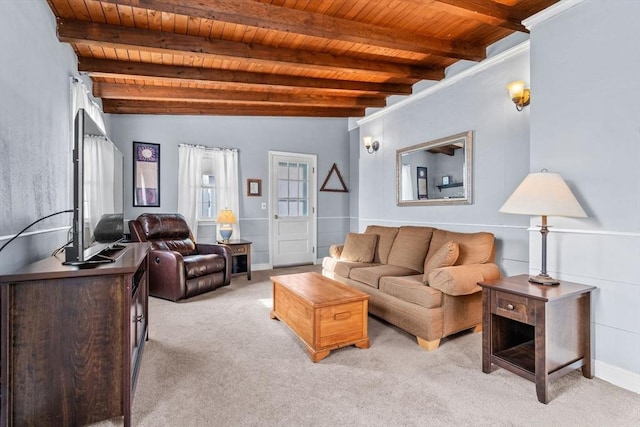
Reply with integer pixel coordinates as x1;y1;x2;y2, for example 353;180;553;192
270;272;370;362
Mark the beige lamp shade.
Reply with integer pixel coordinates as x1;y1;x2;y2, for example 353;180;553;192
499;171;587;218
216;209;237;224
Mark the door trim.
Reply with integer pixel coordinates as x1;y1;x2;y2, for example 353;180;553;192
268;151;317;268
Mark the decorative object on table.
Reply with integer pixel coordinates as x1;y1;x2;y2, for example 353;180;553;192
247;178;262;197
216;209;237;242
442;175;450;185
499;169;587;285
133;141;160;207
417;167;428;199
506;80;531;111
362;136;380;154
320;163;348;192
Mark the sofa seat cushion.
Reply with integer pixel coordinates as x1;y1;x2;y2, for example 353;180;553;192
340;232;378;263
364;225;399;264
426;229;495;266
349;264;419;289
322;257;376;278
423;241;459;284
183;254;226;278
379;275;443;309
387;226;435;273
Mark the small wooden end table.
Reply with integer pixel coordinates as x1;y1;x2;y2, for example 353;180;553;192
270;272;370;362
218;239;252;280
478;274;596;403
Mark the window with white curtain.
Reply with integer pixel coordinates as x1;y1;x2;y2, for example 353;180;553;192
178;145;239;242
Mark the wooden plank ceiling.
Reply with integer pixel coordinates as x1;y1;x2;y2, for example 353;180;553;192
46;0;558;117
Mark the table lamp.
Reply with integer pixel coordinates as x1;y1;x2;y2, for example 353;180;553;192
216;209;237;242
499;170;586;285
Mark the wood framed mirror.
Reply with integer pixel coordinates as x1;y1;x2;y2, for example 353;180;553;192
396;131;473;206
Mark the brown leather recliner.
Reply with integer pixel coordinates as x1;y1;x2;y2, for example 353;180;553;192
128;213;232;301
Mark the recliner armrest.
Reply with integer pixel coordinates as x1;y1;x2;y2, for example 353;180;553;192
196;243;232;285
148;249;186;301
428;263;500;296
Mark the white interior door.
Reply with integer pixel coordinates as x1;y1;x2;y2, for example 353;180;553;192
269;152;317;267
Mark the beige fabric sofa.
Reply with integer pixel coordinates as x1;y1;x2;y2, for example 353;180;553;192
322;225;500;350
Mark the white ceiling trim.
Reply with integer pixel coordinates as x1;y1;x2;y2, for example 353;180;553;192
523;0;585;30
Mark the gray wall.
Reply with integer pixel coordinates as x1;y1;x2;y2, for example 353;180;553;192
357;45;532;278
527;0;640;391
106;115;351;266
0;1;78;273
356;0;640;391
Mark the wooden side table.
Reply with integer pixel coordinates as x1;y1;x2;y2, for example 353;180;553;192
218;239;252;280
478;274;596;404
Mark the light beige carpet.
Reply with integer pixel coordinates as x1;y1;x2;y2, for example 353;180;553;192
98;265;639;426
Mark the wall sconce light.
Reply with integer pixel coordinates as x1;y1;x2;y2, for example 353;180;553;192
506;80;531;111
363;136;380;154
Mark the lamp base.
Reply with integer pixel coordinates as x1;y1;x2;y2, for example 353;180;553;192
219;228;233;243
528;274;560;286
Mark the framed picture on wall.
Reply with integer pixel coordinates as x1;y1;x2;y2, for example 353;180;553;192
247;179;262;197
133;141;160;207
417;167;428;199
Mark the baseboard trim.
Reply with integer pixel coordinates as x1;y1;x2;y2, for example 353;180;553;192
252;263;272;272
595;360;640;394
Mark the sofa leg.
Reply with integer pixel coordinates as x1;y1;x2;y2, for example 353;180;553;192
472;323;482;333
417;337;440;351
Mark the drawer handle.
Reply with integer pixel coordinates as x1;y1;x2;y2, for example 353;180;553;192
135;315;144;323
506;303;515;310
334;312;351;321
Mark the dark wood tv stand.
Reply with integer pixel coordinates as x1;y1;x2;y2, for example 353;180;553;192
0;242;150;426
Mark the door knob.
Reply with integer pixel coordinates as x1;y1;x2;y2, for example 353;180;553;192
274;214;279;219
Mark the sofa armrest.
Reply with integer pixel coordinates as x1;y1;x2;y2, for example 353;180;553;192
428;263;500;296
329;244;344;259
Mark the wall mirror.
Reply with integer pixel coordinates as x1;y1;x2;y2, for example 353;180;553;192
396;131;473;206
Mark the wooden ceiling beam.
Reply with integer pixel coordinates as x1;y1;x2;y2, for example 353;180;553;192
425;0;529;33
93;82;387;108
102;0;486;61
102;99;365;117
78;58;414;96
57;19;444;80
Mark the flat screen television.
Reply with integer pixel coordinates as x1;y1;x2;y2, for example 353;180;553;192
64;108;125;265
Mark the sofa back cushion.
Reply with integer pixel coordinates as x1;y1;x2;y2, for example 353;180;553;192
386;226;434;273
364;225;399;264
340;233;378;263
426;229;495;265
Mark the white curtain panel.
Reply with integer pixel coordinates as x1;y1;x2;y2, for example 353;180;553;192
401;164;414;200
84;136;116;243
71;78;106;133
212;149;241;240
178;144;204;240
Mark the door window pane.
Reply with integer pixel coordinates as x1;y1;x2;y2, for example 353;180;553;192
277;160;309;217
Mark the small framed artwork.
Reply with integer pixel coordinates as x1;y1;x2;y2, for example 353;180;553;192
133;141;160;207
247;179;262;197
417;167;428;199
442;176;450;185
